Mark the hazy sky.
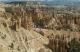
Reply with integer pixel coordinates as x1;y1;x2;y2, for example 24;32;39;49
0;0;79;2
0;0;74;1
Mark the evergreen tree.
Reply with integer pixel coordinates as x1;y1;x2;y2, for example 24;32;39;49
68;38;80;52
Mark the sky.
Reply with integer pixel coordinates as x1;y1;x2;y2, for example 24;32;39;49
0;0;75;1
0;0;79;2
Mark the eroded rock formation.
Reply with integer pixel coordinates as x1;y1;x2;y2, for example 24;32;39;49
0;4;80;52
